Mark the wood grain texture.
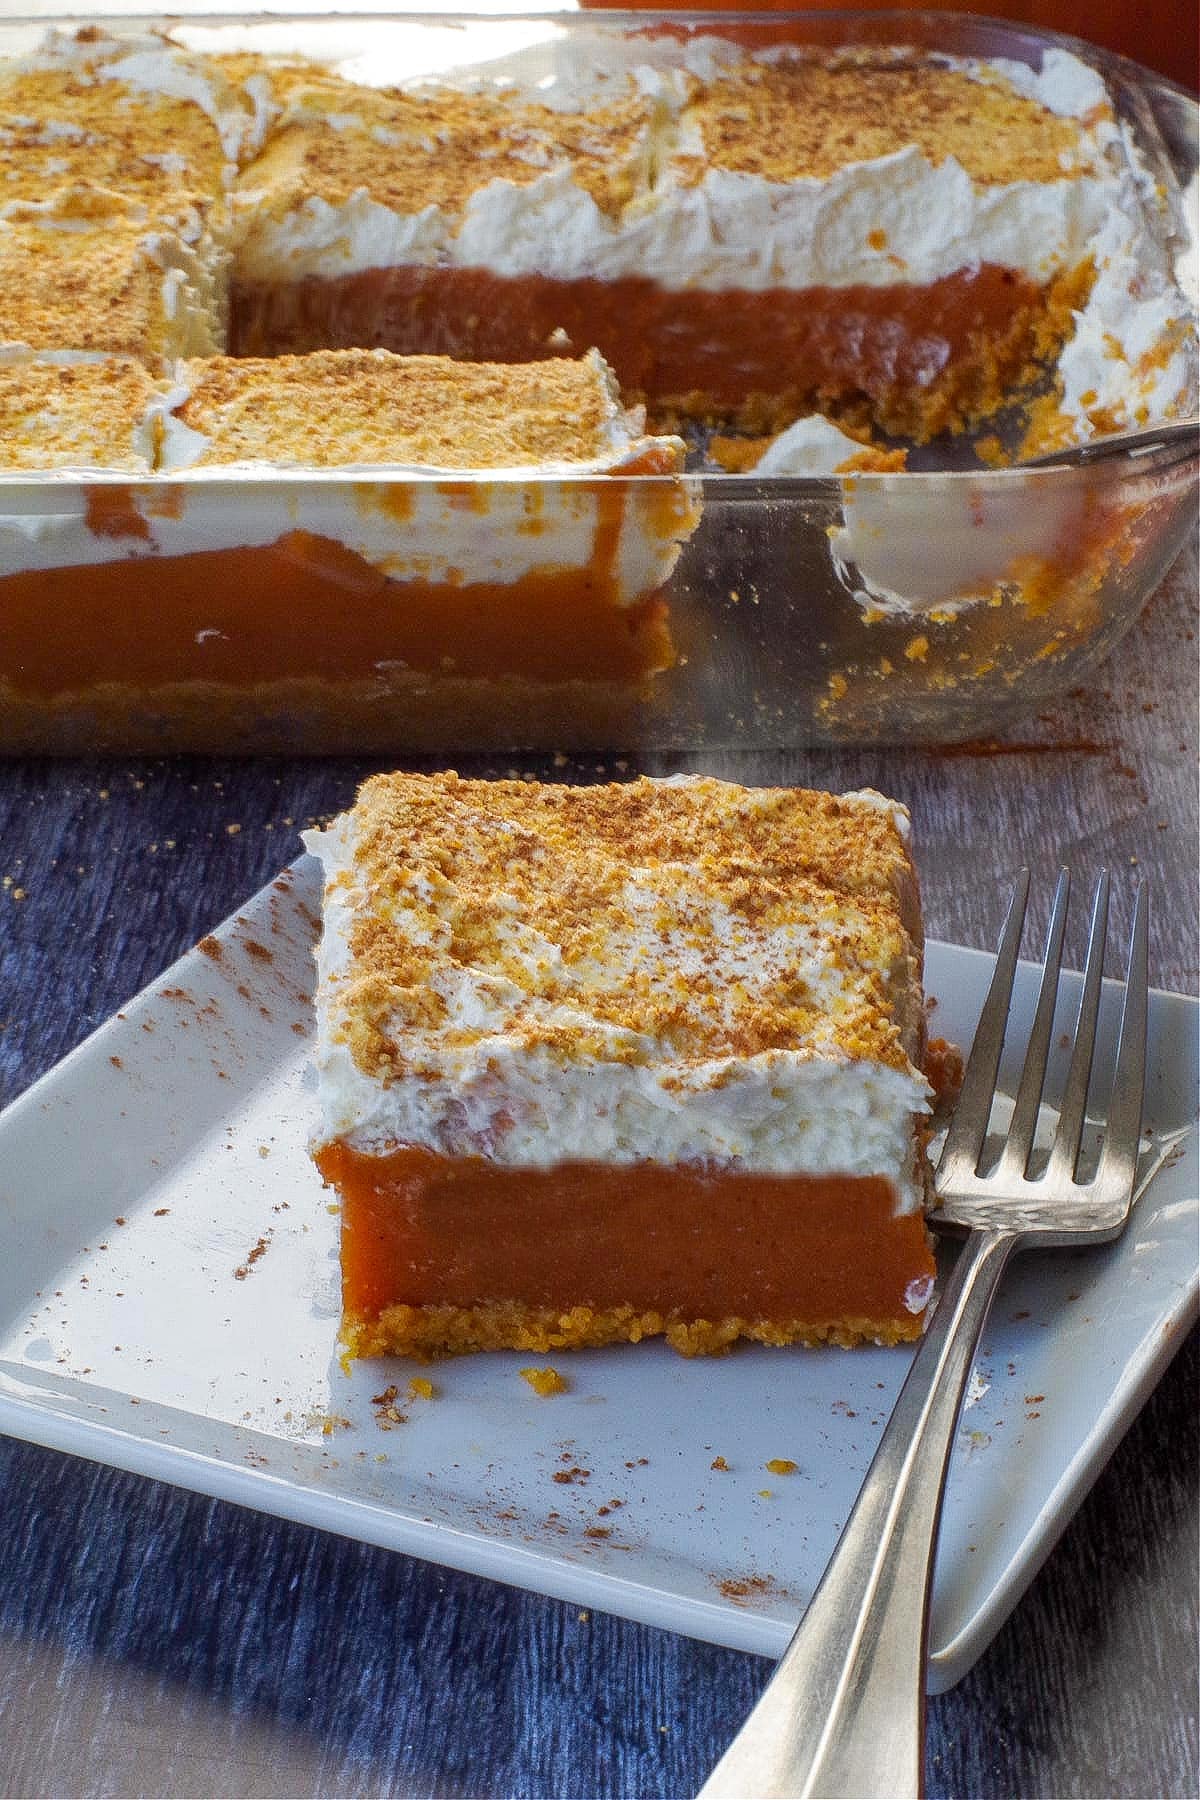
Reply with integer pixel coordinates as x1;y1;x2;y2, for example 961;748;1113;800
0;542;1195;1799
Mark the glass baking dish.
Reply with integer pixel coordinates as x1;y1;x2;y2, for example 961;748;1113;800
0;8;1196;754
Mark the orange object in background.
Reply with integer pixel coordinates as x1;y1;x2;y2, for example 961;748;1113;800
579;3;1199;92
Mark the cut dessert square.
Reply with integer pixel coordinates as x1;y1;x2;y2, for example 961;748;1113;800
162;345;670;475
306;772;937;1359
0;349;698;752
0;27;255;216
0;187;227;368
0;348;159;472
230;68;665;359
645;46;1104;439
152;346;692;690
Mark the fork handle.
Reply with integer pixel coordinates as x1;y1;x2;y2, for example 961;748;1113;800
698;1227;1021;1800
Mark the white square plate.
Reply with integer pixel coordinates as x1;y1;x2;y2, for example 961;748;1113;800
0;860;1194;1692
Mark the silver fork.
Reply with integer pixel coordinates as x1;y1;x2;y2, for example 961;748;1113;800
698;870;1149;1800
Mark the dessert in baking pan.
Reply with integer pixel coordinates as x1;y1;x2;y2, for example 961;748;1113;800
231;42;1094;441
0;23;1192;448
306;771;937;1359
0;18;1194;753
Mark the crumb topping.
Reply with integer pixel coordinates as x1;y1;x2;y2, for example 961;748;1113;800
237;80;656;224
0;44;246;208
174;349;626;467
676;53;1089;187
520;1366;569;1395
206;50;320;114
0;188;221;363
0;354;158;469
334;772;921;1080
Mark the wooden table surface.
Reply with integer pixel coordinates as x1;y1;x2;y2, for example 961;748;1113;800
0;542;1196;1800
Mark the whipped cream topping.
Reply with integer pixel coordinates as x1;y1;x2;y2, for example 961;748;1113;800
0;464;691;603
225;29;1196;437
0;477;657;599
1055;119;1199;436
234;189;447;284
234;33;1115;296
755;415;884;477
955;46;1111;120
304;776;931;1201
831;470;1088;615
447;148;1109;293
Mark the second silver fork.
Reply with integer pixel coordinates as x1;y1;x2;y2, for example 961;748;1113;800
698;870;1149;1800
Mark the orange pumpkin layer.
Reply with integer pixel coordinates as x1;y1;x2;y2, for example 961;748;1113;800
0;539;673;693
317;1142;936;1357
233;261;1082;440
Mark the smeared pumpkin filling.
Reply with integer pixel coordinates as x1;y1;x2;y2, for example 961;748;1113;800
0;536;674;695
1;448;687;704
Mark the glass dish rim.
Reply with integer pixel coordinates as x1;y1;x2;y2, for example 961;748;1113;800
0;430;1195;499
4;3;1198;97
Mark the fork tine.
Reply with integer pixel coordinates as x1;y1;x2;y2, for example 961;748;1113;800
938;869;1029;1185
999;868;1071;1180
1095;882;1150;1196
1049;870;1110;1180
